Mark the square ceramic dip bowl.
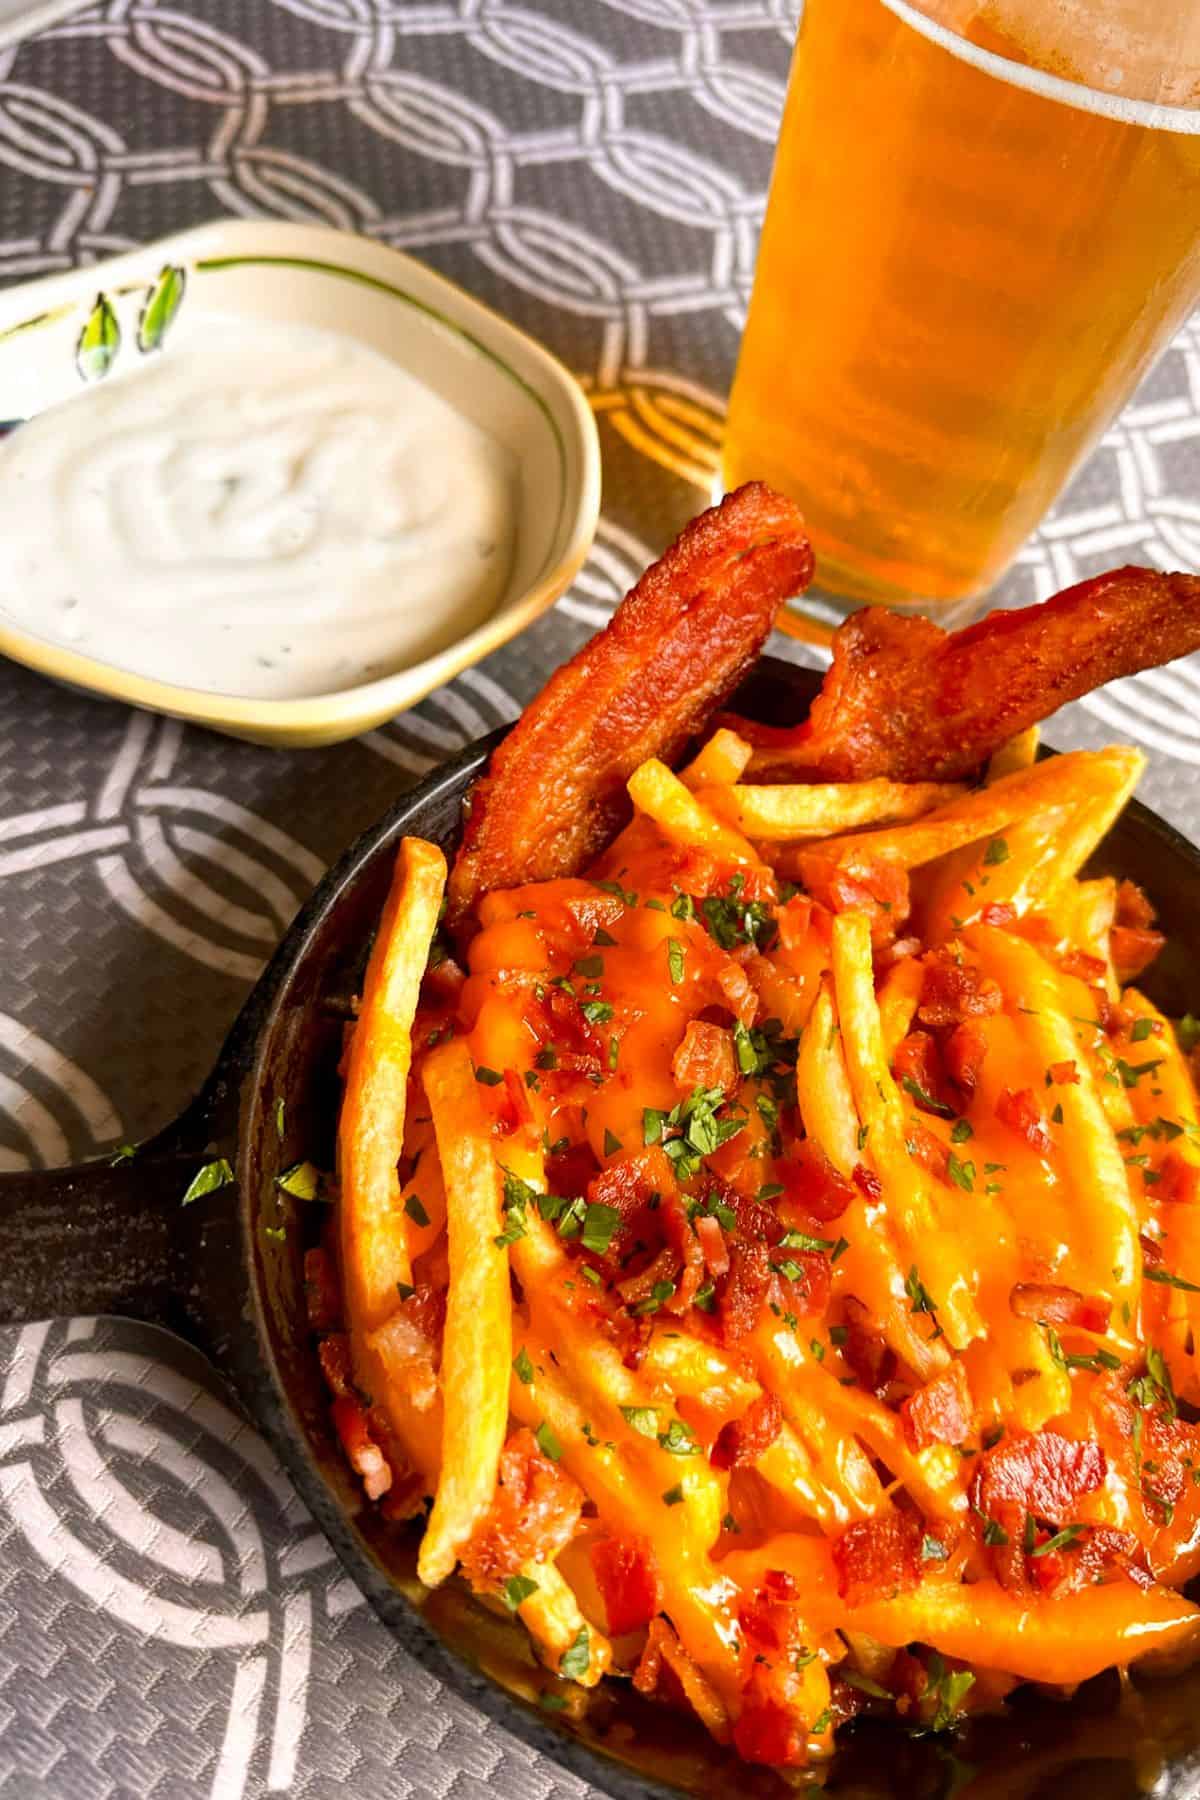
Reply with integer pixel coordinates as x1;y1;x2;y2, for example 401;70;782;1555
0;220;600;746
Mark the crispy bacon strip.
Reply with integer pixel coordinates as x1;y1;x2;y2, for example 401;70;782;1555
446;484;814;925
734;566;1200;783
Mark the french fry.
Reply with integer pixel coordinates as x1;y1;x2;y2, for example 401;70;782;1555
831;910;982;1354
339;836;447;1324
627;758;764;868
518;1558;612;1687
722;1535;1200;1687
702;777;963;842
680;726;754;790
986;725;1040;782
917;749;1144;942
968;925;1140;1319
877;957;924;1061
794;749;1142;879
418;1038;512;1587
796;982;861;1176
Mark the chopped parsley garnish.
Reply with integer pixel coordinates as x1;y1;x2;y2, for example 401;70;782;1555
670;892;695;922
581;1000;613;1025
620;1405;659;1438
573;954;604;979
983;838;1009;866
1116;1057;1165;1088
946;1153;975;1193
905;1265;943;1338
899;1074;955;1118
474;1065;503;1086
662;1484;685;1506
603;1128;623;1157
1146;1268;1200;1294
404;1192;430;1227
396;1281;416;1302
950;1119;973;1144
778;1230;835;1254
276;1160;323;1202
981;1518;1009;1547
667;938;686;983
559;1626;590;1680
1029;1523;1085;1558
503;1574;539;1610
593;927;618;947
698;875;777;952
513;1346;535;1384
658;1418;700;1456
535;1420;564;1462
641;1085;745;1180
1042;1325;1120;1374
581;1201;621;1255
181;1157;233;1206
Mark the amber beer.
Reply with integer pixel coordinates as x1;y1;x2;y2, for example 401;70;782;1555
724;0;1200;608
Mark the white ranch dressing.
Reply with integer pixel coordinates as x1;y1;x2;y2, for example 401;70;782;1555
0;318;518;699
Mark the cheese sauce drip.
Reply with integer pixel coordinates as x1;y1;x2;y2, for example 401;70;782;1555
0;319;517;698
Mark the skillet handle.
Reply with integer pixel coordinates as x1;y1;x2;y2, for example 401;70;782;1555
0;1131;229;1344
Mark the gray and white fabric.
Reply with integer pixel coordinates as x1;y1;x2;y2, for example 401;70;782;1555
1;3;1199;1795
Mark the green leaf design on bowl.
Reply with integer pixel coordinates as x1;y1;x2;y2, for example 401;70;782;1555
138;263;186;354
76;293;120;382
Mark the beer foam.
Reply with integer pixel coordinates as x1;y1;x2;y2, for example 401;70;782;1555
880;0;1200;131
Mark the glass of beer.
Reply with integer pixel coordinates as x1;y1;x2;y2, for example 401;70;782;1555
723;1;1200;610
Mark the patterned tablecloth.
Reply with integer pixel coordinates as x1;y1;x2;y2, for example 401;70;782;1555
1;3;1200;1796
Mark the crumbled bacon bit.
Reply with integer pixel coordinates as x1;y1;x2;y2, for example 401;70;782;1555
694;1211;730;1278
318;1332;354;1398
305;1246;341;1332
547;1138;601;1198
1111;926;1166;984
1116;879;1156;931
1155;1151;1200;1206
1009;1282;1111;1334
944;1020;988;1097
832;1512;923;1605
979;902;1016;927
1059;947;1108;984
331;1394;393;1500
762;1568;800;1604
717;960;758;1025
973;1429;1105;1525
777;893;813;952
717;1240;772;1344
852;1162;883;1202
672;1019;736;1096
460;1428;583;1589
995;1086;1052;1155
660;1188;706;1312
893;1030;953;1114
901;1361;973;1451
906;1122;949;1181
711;1391;783;1471
802;851;910;947
918;952;1003;1028
841;1296;896;1397
591;1534;663;1635
732;1685;806;1767
778;1139;857;1221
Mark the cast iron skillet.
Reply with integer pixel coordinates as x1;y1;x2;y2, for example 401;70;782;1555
4;657;1200;1800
